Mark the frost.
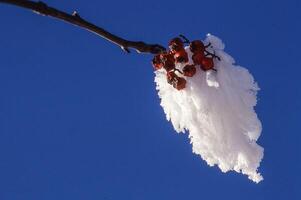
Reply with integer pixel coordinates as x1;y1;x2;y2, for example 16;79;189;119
155;34;264;183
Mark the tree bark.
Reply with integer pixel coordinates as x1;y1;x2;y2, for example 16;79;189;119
0;0;166;54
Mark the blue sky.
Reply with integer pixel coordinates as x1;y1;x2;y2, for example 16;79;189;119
0;0;300;199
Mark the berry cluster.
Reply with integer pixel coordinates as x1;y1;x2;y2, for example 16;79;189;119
152;36;220;90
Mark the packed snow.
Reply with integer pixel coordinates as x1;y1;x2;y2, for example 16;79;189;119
155;34;264;183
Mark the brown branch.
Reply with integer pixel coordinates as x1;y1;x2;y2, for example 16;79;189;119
0;0;166;54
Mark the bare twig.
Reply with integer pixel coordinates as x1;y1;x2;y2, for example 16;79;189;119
179;34;190;44
0;0;166;54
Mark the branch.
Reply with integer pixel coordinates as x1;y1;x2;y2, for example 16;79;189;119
0;0;166;54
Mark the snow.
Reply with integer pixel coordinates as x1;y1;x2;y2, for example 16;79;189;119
154;34;264;183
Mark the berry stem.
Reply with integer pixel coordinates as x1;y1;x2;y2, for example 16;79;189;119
174;68;183;74
205;43;211;48
179;34;190;44
205;50;221;61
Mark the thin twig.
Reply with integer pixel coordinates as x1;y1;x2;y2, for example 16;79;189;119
0;0;166;54
205;50;221;61
179;34;190;44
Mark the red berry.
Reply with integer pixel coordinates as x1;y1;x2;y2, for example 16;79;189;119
152;54;163;70
166;71;177;84
201;57;214;71
183;64;196;77
169;37;184;53
166;71;186;90
174;49;188;63
161;53;175;72
172;76;186;90
190;40;205;53
192;52;204;65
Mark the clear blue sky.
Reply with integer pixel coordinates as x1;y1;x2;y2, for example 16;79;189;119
0;0;300;199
